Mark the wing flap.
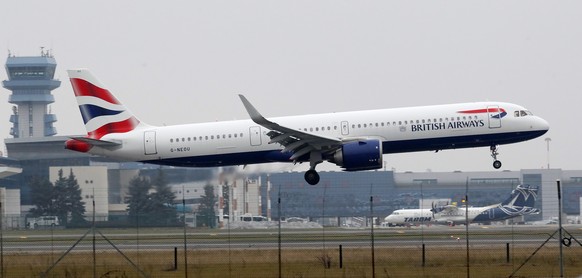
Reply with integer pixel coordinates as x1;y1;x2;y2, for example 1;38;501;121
239;95;342;162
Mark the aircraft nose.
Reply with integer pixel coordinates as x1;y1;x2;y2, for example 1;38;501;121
536;117;550;132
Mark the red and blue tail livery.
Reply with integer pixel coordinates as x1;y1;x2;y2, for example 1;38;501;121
68;69;141;139
65;69;549;185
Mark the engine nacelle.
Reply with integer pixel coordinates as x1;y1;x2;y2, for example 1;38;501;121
330;139;383;171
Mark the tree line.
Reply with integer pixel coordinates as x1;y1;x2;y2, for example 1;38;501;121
29;168;217;228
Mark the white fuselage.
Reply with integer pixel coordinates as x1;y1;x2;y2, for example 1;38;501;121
385;205;497;226
88;101;549;168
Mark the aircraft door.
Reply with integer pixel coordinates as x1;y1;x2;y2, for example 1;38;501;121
249;126;262;146
488;208;495;220
487;105;502;129
144;131;157;155
341;121;350;135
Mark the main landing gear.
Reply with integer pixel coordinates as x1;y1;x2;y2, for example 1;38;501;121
305;169;320;185
490;145;502;169
304;151;322;185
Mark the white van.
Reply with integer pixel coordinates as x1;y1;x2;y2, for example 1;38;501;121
27;216;61;229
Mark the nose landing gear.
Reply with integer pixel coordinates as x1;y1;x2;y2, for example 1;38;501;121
491;145;502;169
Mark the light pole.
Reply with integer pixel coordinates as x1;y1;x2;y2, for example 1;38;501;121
545;138;551;169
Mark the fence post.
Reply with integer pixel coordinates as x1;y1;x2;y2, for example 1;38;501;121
506;243;510;263
174;247;178;271
339;245;343;268
422;244;426;267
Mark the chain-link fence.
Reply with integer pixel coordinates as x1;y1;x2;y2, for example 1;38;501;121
1;216;582;277
2;177;582;277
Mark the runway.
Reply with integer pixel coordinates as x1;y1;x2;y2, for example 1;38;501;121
2;224;581;253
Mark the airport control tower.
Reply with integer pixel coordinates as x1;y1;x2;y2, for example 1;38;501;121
2;48;60;138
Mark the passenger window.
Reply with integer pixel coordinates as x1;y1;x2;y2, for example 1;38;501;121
170;139;173;143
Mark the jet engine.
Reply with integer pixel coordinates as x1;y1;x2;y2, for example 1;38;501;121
330;139;383;171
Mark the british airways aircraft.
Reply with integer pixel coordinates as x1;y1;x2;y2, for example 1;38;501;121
384;184;540;226
64;69;549;185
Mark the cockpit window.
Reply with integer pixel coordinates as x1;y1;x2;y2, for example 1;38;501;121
514;110;533;117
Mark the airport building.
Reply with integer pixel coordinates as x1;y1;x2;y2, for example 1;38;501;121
265;169;582;223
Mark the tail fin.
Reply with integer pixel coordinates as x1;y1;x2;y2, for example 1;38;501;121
67;69;145;139
501;184;538;207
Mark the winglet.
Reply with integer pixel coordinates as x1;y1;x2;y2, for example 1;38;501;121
239;94;271;126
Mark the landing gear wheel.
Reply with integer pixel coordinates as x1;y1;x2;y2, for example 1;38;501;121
305;169;320;185
490;145;502;169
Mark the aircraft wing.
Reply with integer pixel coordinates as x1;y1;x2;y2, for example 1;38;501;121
239;95;342;161
440;205;458;213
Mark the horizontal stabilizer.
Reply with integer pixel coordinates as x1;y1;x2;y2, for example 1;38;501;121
70;137;121;147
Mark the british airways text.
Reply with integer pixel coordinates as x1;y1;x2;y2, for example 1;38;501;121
411;120;485;132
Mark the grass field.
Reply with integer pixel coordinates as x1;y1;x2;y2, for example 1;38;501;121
3;245;582;277
2;226;581;277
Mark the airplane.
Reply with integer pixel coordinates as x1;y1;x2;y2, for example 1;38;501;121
383;184;540;226
64;69;549;185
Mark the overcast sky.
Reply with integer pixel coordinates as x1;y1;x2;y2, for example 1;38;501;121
1;1;581;174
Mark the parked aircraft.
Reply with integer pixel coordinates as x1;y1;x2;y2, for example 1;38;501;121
64;69;549;185
383;184;540;226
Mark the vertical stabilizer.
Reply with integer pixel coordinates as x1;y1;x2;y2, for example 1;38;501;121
67;69;146;139
501;184;538;207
